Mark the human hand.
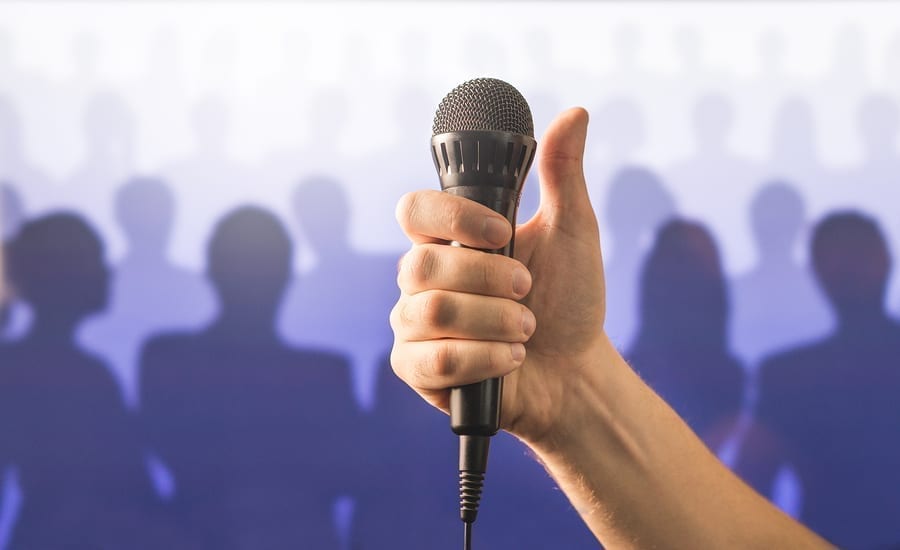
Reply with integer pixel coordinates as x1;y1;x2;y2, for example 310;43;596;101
390;108;609;447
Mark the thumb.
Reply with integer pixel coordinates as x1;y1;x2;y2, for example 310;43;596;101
535;107;594;229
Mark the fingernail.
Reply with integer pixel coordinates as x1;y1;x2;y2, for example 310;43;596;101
482;217;509;247
510;343;526;362
513;267;531;297
522;310;536;337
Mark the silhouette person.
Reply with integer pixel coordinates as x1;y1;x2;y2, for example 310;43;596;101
627;220;745;453
601;166;676;351
140;206;358;549
0;213;160;549
736;212;900;550
844;95;900;311
0;95;53;213
64;90;138;260
162;95;251;268
278;177;398;410
587;97;648;192
668;92;762;272
78;176;216;407
769;97;832;194
731;182;832;367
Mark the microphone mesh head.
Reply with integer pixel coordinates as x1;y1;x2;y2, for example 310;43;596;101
432;77;534;138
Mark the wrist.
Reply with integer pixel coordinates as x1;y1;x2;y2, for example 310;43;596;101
520;332;641;462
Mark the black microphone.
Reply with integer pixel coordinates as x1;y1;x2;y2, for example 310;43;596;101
430;77;537;546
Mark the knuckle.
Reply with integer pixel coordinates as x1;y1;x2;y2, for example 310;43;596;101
419;290;454;330
427;343;457;380
404;245;439;291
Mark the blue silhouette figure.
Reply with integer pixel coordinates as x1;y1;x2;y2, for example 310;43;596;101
736;212;900;550
586;97;649;196
0;96;53;212
627;220;745;452
769;97;831;190
602;166;676;351
78;176;216;408
278;176;398;410
140;206;358;549
162;96;251;268
0;213;161;549
64;90;138;260
669;93;762;272
731;182;832;367
845;95;900;315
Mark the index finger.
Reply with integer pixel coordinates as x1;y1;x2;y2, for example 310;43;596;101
396;190;512;248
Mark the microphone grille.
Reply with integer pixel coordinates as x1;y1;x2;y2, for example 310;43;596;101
432;77;534;138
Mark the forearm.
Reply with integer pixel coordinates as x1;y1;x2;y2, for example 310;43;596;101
521;334;832;549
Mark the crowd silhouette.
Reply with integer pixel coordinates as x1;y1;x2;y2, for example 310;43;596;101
2;17;900;550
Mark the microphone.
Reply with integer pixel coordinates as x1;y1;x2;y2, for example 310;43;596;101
430;77;537;546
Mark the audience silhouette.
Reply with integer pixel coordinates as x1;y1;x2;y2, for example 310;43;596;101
139;206;358;549
627;220;745;452
736;212;900;550
731;181;831;367
78;176;215;407
602;166;677;351
0;95;52;213
278;176;398;409
0;213;162;549
3;20;900;549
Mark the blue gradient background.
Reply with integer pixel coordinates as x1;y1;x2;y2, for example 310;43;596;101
1;2;899;549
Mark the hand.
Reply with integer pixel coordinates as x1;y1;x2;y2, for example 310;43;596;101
390;108;608;446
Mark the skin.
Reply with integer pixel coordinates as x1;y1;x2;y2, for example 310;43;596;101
390;108;832;549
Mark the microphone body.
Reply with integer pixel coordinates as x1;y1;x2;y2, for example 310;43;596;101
430;82;537;531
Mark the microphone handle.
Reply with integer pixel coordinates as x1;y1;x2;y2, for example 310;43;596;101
443;185;520;439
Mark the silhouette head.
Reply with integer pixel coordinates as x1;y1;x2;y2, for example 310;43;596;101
5;212;108;323
833;24;865;73
595;97;646;160
692;93;734;151
191;96;230;153
674;26;702;69
1;182;24;240
857;94;899;156
207;206;292;319
758;28;787;73
811;212;890;318
71;32;100;77
308;87;349;144
612;23;641;68
772;97;816;163
292;176;350;255
750;181;805;260
84;90;136;160
115;176;175;257
638;219;728;346
606;166;675;245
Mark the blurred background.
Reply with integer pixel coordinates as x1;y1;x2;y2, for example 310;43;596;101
1;1;899;549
